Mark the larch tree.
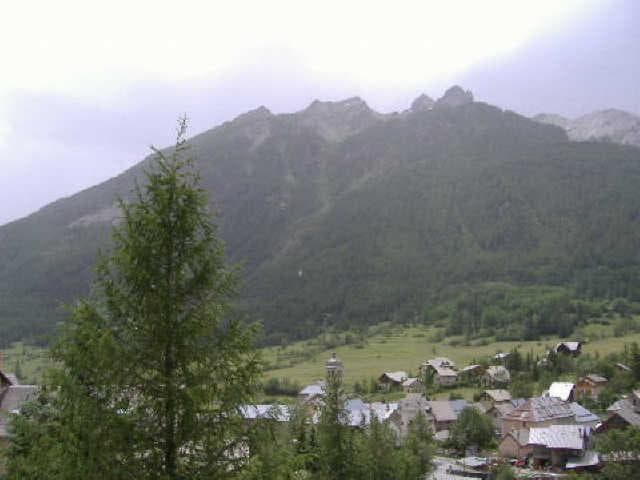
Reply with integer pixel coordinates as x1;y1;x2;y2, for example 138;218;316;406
7;118;261;480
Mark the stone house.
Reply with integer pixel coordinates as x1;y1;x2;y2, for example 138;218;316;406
501;396;575;436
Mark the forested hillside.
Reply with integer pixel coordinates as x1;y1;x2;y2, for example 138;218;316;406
2;86;640;345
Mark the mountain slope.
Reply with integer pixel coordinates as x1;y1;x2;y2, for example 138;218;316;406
2;87;640;345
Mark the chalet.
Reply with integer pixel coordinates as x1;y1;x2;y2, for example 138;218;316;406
459;364;483;378
576;374;608;400
528;424;591;468
554;341;583;356
378;371;408;390
502;396;575;435
480;389;512;409
548;382;576;402
422;358;458;386
481;365;511;388
494;352;511;363
499;428;532;459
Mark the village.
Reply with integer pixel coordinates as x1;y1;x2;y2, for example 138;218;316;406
237;340;640;479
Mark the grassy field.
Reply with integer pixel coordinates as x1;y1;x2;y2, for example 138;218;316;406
1;342;50;384
263;325;640;388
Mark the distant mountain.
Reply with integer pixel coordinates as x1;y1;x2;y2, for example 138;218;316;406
2;87;640;346
534;109;640;147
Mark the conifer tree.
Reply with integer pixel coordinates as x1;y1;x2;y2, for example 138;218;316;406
7;119;260;479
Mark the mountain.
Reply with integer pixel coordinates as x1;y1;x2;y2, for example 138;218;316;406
2;87;640;346
534;109;640;147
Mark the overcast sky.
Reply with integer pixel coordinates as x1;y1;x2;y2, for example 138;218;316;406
1;0;638;226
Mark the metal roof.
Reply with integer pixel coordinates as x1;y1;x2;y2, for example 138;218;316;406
505;396;574;423
566;450;599;469
570;402;600;424
528;424;588;450
299;382;325;396
548;382;576;401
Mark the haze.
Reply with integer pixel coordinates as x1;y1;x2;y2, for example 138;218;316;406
1;0;638;226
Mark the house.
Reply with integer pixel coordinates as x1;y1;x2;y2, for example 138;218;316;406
599;392;640;431
401;377;422;393
378;371;408;390
422;358;458;386
554;341;583;356
616;362;632;373
499;428;533;459
481;366;511;387
528;424;591;468
426;400;468;432
576;374;608;400
389;393;432;439
548;382;576;402
459;364;483;379
502;396;575;435
480;389;512;409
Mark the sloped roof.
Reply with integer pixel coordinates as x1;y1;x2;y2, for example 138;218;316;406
549;382;576;401
570;402;600;424
555;341;582;353
0;385;37;413
299;382;325;397
606;397;640;427
484;389;512;402
493;402;516;417
505;396;574;423
434;366;458;377
425;357;456;369
506;428;530;447
528;424;588;450
345;399;399;426
402;377;419;387
4;373;19;386
584;374;607;384
461;364;482;373
427;400;468;422
381;371;408;383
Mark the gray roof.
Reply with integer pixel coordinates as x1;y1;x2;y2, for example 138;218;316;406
585;374;607;384
606;397;640;427
570;402;600;424
505;396;574;423
493;402;516;417
425;357;457;369
402;377;419;387
484;389;511;402
529;424;589;450
555;341;582;353
0;385;37;413
4;373;19;386
380;371;408;383
345;398;399;426
427;400;468;422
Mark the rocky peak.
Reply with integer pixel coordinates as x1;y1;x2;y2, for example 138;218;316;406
304;96;371;116
436;85;474;108
410;94;435;112
233;105;273;124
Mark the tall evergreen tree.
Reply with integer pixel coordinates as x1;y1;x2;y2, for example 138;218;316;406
7;119;260;479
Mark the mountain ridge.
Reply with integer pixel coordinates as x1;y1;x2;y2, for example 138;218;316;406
2;87;640;345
